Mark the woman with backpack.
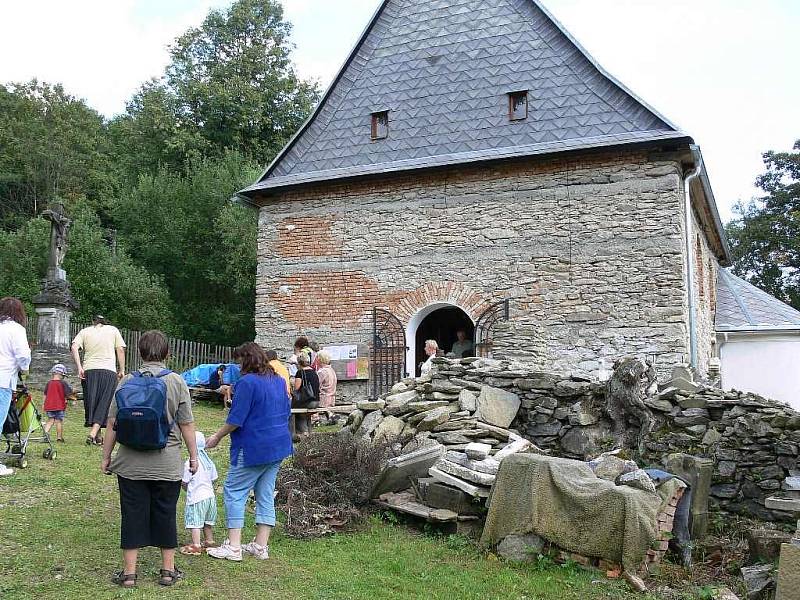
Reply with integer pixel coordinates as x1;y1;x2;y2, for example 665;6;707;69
101;330;199;588
291;352;320;439
205;342;292;561
0;297;31;477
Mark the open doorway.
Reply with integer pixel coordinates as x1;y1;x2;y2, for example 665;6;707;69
412;305;474;375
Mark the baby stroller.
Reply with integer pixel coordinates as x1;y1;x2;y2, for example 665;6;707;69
1;381;56;469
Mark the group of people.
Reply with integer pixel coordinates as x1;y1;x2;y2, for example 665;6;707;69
285;336;338;438
0;297;340;587
419;329;475;376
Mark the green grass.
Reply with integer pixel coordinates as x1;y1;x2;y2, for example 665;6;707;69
0;401;650;599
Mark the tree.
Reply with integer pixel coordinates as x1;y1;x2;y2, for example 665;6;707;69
0;81;115;228
110;0;319;183
0;201;175;331
726;140;800;309
111;151;260;344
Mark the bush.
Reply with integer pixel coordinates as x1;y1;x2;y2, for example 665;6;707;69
276;431;396;538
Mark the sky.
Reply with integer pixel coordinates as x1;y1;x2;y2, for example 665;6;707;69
1;0;798;222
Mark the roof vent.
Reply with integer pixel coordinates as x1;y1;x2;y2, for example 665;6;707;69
371;111;389;140
508;90;528;121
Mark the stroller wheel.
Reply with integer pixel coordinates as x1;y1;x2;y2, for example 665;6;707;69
43;448;55;460
16;457;28;469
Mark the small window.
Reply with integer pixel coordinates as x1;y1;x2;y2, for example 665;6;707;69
371;111;389;140
508;91;528;121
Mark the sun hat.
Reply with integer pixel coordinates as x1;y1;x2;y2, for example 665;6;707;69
50;363;67;375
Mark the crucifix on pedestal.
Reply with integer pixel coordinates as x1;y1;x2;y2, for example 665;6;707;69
33;202;78;348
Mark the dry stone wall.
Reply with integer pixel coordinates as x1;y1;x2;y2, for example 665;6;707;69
352;357;800;522
255;149;708;380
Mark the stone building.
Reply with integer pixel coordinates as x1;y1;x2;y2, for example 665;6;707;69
240;0;731;398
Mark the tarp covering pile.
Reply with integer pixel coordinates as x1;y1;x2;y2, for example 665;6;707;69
481;453;681;571
180;363;240;387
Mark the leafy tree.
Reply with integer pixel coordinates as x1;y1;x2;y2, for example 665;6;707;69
109;0;319;183
112;151;260;344
726;140;800;309
0;81;115;228
0;201;175;331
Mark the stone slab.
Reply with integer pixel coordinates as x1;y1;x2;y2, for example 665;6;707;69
494;438;535;461
497;533;545;561
664;453;714;540
434;458;496;486
357;399;385;411
474;421;521;441
373;415;406;442
776;543;800;600
465;442;492;460
419;479;483;515
428;467;490;498
445;451;500;475
371;443;445;497
374;490;458;523
766;496;800;512
459;389;478;412
475;385;521;428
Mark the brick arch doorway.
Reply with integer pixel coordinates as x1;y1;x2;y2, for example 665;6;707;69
406;303;474;376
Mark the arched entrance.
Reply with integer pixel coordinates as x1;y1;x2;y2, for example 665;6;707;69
406;303;474;376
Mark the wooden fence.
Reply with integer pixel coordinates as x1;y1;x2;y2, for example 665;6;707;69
27;315;235;373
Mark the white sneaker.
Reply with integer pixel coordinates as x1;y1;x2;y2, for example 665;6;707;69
242;539;269;560
206;540;242;561
0;464;14;476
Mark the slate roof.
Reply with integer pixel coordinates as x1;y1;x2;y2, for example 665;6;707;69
241;0;690;196
715;269;800;332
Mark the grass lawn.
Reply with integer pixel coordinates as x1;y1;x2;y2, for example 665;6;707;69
0;400;658;600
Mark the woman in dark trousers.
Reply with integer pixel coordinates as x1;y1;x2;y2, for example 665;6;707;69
101;330;198;588
292;352;320;438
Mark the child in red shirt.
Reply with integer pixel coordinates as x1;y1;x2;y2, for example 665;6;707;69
43;364;73;443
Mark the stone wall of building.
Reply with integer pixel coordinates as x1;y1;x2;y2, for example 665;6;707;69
256;149;696;379
690;210;720;377
363;357;800;522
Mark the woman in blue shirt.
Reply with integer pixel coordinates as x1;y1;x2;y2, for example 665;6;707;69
205;342;292;561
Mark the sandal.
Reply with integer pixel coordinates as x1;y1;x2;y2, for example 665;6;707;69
179;543;202;556
158;567;184;587
111;570;137;588
201;540;219;549
86;436;95;445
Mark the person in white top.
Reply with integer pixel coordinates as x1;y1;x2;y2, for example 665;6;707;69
419;339;439;377
179;431;219;556
71;315;126;445
0;297;32;477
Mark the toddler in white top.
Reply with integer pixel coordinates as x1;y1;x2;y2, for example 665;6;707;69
180;431;219;555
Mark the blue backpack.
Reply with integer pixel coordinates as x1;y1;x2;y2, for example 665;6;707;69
114;370;173;450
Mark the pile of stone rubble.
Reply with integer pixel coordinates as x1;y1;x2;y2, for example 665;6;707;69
343;356;530;457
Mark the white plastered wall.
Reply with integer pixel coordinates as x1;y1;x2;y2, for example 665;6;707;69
718;331;800;410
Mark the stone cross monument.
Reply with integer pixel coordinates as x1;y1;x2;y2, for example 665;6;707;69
32;202;78;348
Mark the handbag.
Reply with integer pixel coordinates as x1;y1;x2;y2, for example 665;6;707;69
294;370;315;406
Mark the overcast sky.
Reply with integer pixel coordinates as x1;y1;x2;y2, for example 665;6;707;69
1;0;798;222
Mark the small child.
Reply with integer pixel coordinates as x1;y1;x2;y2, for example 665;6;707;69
42;364;73;443
180;431;219;555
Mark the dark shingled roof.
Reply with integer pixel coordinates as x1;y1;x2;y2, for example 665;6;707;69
242;0;689;195
716;269;800;332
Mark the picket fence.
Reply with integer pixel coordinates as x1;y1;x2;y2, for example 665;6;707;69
26;316;235;373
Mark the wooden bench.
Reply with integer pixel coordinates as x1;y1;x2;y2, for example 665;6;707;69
290;404;356;435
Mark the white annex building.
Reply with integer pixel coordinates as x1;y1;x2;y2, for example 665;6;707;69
715;269;800;411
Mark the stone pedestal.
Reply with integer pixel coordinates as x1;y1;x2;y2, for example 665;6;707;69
664;452;714;539
34;304;72;348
